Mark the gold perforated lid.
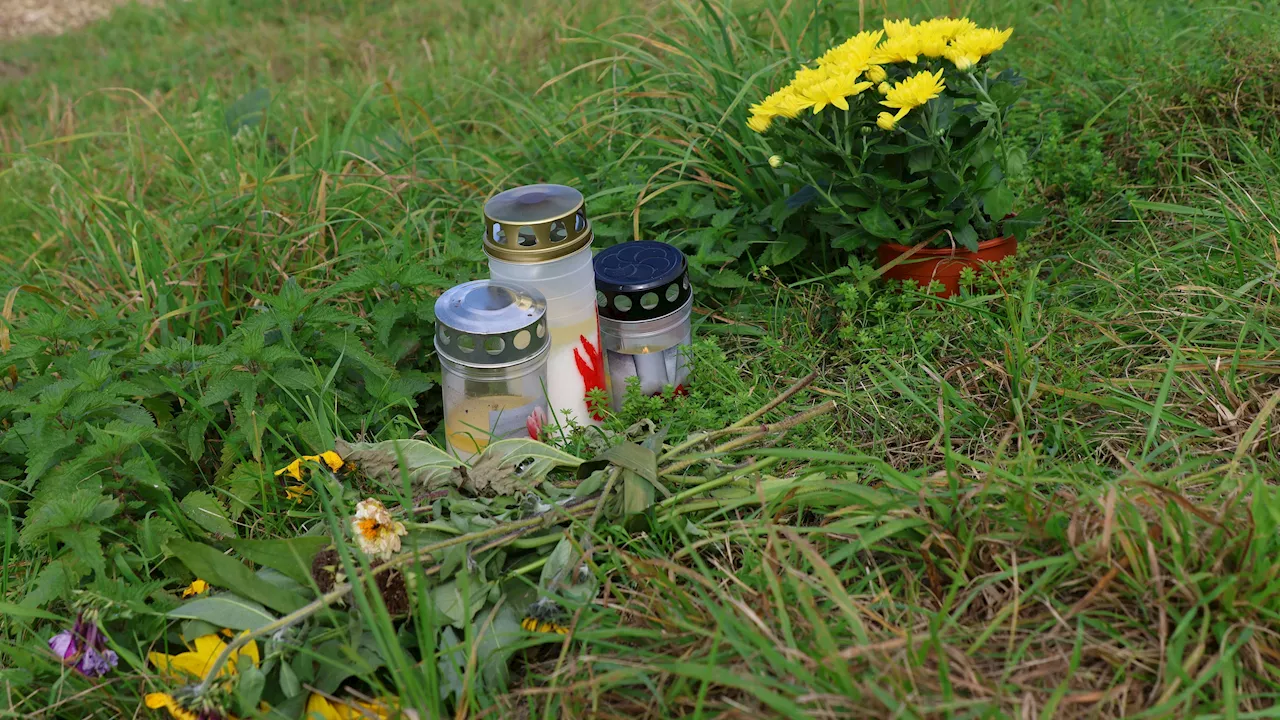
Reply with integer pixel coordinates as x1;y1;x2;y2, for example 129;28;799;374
482;184;593;263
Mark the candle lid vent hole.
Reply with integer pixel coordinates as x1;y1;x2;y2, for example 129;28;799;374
516;226;538;247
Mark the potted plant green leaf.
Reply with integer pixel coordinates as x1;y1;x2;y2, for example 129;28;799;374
747;17;1045;296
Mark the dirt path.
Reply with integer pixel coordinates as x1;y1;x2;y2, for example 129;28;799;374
0;0;153;42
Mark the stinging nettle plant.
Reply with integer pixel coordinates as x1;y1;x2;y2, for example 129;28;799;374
748;17;1046;253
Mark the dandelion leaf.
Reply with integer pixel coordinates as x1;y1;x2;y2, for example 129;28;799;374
334;438;462;491
452;439;583;497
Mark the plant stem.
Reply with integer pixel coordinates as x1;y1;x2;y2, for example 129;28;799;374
660;400;838;476
661;372;818;461
655;456;781;510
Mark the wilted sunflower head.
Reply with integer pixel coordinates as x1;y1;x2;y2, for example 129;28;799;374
309;546;408;615
310;547;342;593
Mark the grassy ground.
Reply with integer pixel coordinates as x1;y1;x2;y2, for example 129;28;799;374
3;0;1280;717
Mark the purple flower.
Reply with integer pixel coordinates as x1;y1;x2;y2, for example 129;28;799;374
76;647;117;677
48;612;118;678
48;630;77;661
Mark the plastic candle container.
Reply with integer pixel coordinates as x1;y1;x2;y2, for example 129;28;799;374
434;280;551;459
593;241;693;410
484;184;605;427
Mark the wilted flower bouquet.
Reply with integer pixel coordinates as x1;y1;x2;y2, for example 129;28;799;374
749;17;1043;291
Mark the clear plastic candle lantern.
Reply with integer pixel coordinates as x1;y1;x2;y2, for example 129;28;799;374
484;184;605;426
435;280;551;459
593;240;693;410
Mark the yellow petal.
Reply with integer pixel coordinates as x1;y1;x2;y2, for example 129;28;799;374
144;694;200;720
746;114;772;133
306;694;342;720
150;634;255;679
318;451;344;472
306;694;389;720
147;649;208;679
285;484;312;502
181;579;209;598
275;459;303;481
236;637;260;668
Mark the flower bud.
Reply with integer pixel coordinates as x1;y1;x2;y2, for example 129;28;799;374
768;155;783;168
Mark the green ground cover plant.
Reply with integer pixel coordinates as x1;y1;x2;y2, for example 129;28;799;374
2;0;1280;716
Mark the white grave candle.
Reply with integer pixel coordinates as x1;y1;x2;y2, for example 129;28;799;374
484;185;605;428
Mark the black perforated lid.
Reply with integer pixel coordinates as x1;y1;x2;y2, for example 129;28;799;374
593;241;691;322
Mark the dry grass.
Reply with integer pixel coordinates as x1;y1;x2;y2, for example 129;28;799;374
0;0;156;41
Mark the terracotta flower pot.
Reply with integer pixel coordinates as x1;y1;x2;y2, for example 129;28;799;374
876;234;1017;298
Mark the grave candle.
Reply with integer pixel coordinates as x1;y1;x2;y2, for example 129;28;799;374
593;240;693;410
484;184;605;427
435;280;550;459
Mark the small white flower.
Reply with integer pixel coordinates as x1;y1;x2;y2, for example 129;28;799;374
351;498;407;560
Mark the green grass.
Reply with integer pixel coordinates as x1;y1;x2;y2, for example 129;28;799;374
3;0;1280;717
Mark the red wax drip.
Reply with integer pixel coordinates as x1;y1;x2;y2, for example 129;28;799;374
573;331;607;421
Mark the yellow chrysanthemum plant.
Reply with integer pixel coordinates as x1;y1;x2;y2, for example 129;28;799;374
747;17;1044;258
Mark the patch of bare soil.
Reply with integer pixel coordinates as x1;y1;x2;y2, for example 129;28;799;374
0;0;156;42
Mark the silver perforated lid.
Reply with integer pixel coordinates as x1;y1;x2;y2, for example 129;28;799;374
434;280;549;367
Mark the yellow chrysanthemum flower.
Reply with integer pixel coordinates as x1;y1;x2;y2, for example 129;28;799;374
747;114;772;133
875;69;945;129
845;29;885;58
881;69;946;112
768;155;783;168
883;18;914;38
944;27;1013;70
816;30;883;76
865;64;887;83
803;76;874;113
928;16;979;40
786;65;829;95
913;25;951;58
181;579;209;598
870;32;923;65
775;91;815;118
877;110;908;130
755;88;812;120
